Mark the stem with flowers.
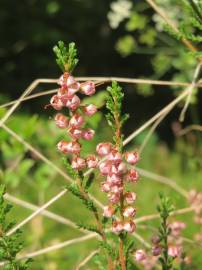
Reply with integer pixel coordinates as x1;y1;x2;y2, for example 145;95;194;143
49;41;140;269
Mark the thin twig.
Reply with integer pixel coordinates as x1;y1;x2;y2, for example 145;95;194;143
178;124;202;136
145;0;198;53
179;63;202;122
136;167;188;198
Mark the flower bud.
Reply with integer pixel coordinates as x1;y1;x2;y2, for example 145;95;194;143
107;150;122;163
50;95;63;110
126;169;139;182
101;182;111;193
123;206;136;218
123;220;136;233
57;141;81;154
112;220;123;234
58;73;76;88
96;142;112;156
69;114;84;129
71;157;86;170
151;235;161;245
110;185;123;194
125;151;139;165
134;249;146;261
86;155;98;168
54;113;69;128
65;95;81;111
152;246;162;256
125;192;137;204
82;128;95;140
99;161;111;176
69;128;83;139
111;162;127;175
103;205;114;218
107;174;121;185
168;245;181;257
80;81;95;96
108;192;120;204
83;104;97;116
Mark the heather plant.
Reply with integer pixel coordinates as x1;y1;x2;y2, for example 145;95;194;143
0;185;31;269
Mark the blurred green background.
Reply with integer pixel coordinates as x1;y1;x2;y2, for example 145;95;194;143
0;0;202;269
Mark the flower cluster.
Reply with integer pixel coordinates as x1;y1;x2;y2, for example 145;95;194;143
96;142;139;234
50;72;98;168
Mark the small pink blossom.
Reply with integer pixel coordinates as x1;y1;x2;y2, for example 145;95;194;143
123;206;136;218
107;174;121;185
58;73;76;88
86;155;98;168
82;128;95;140
107;150;122;163
151;235;161;245
54;113;69;128
152;246;162;256
112;221;123;234
71;157;86;170
169;221;186;237
80;81;96;96
83;104;97;116
110;185;123;194
111;162;127;175
125;192;137;204
65;95;81;111
57;141;81;154
134;250;146;261
126;169;139;182
168;245;181;257
125;151;139;165
99;161;111;175
108;192;120;204
50;95;63;110
96;142;112;156
103;205;114;218
123;220;136;233
69;128;83;139
69;114;84;129
101;182;111;193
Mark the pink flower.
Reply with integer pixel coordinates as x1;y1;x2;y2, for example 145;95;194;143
82;128;95;140
50;95;63;110
151;235;161;245
169;221;186;237
123;206;136;218
107;150;122;163
65;95;81;111
86;155;98;168
57;141;81;154
126;169;139;182
110;185;123;194
71;157;86;170
99;161;111;175
103;205;114;218
125;151;139;165
58;73;77;88
125;192;137;204
123;221;136;233
69;128;83;139
67;82;80;96
54;113;69;128
108;192;120;204
152;246;162;256
168;245;181;257
80;81;96;96
112;221;123;234
96;142;112;156
101;182;111;193
134;249;147;261
69;114;84;129
107;174;121;185
83;104;97;116
111;162;127;175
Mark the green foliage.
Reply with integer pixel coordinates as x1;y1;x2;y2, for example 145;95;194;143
84;172;95;190
53;41;78;72
77;221;101;235
63;158;79;180
67;183;97;213
106;81;129;148
157;193;175;270
115;35;136;57
0;185;32;269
